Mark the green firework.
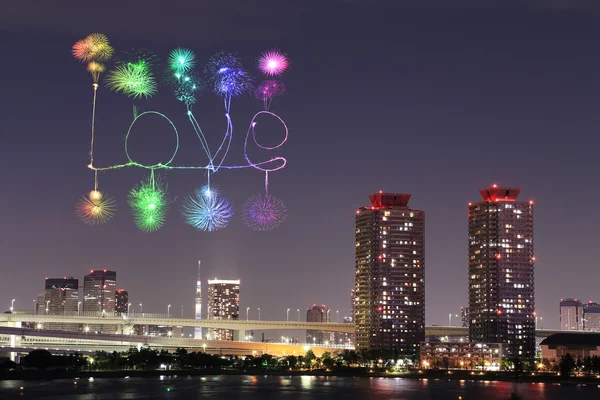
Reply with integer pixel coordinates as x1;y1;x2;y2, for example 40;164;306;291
106;61;157;99
128;174;168;232
168;48;195;73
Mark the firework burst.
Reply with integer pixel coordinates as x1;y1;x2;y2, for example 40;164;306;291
181;185;234;231
168;48;196;73
242;193;287;231
72;33;114;62
213;67;254;98
257;49;289;76
106;61;157;99
128;175;169;232
76;190;116;226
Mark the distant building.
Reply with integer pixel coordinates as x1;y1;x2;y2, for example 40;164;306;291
584;302;600;332
468;185;535;363
36;293;46;315
306;305;329;344
541;333;600;361
461;307;469;328
206;278;240;341
354;192;425;355
83;270;117;333
420;342;503;371
43;277;79;331
560;298;583;331
83;270;117;315
333;316;355;346
115;290;128;314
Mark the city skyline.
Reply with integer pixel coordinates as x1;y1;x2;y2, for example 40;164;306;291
2;2;600;330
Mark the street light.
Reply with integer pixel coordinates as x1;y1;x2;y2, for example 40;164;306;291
45;300;50;314
336;310;339;322
297;309;300;322
167;304;171;317
78;302;82;316
33;299;37;315
246;307;250;321
10;299;15;312
127;303;131;315
449;313;452;326
139;303;143;314
287;308;290;322
258;308;261;321
181;305;184;317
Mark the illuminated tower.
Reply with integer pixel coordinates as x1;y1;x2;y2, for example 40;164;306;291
468;185;535;362
560;298;583;331
195;261;203;339
207;278;240;341
83;270;116;314
115;290;128;315
354;192;425;355
44;277;79;331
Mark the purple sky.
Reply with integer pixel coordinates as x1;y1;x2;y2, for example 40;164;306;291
1;1;599;330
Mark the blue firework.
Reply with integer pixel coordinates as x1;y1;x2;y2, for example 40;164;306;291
181;185;234;231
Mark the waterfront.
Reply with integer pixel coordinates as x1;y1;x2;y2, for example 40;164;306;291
1;375;600;399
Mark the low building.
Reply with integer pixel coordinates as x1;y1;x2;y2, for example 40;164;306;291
584;302;600;332
420;342;503;371
540;333;600;361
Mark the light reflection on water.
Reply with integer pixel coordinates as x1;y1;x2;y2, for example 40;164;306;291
0;375;599;399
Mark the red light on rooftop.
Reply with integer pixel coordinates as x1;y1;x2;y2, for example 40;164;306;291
529;200;534;205
103;269;107;272
532;256;536;262
379;190;383;193
492;184;497;188
468;202;472;206
533;311;536;316
356;210;360;214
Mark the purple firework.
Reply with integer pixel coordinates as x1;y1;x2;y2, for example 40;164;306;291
242;193;287;231
255;80;286;100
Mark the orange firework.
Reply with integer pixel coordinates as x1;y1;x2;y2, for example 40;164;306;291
76;191;116;226
72;33;113;62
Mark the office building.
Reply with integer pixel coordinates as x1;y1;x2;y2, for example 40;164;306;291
206;278;240;341
306;304;329;344
82;270;117;314
468;185;535;362
584;302;600;332
559;298;583;331
83;270;117;333
43;277;79;331
354;192;425;355
115;289;128;314
461;307;469;328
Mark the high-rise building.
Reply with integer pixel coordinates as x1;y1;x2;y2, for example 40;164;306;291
306;304;329;344
468;185;535;362
115;289;128;314
195;261;203;339
206;278;240;341
560;298;583;331
583;302;600;332
354;192;425;355
43;277;79;330
83;270;117;314
461;307;470;328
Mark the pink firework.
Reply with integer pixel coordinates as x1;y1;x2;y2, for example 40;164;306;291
257;49;289;76
255;80;286;100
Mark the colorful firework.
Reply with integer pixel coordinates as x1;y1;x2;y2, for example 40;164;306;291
204;52;242;78
72;33;114;62
181;185;234;231
128;174;168;232
213;67;254;98
242;193;287;231
168;48;196;73
76;190;116;226
116;48;159;69
106;61;157;99
257;49;289;76
255;80;286;100
86;61;106;84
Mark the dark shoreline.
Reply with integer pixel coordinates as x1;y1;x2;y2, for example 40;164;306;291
2;369;600;385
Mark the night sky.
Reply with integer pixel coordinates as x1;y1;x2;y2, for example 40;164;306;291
1;1;599;331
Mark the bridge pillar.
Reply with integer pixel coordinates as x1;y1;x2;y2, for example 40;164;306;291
8;321;21;362
232;330;242;342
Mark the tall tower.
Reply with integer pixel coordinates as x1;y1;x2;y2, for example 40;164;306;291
354;192;425;355
468;185;535;362
194;261;203;339
560;298;582;331
306;304;329;344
